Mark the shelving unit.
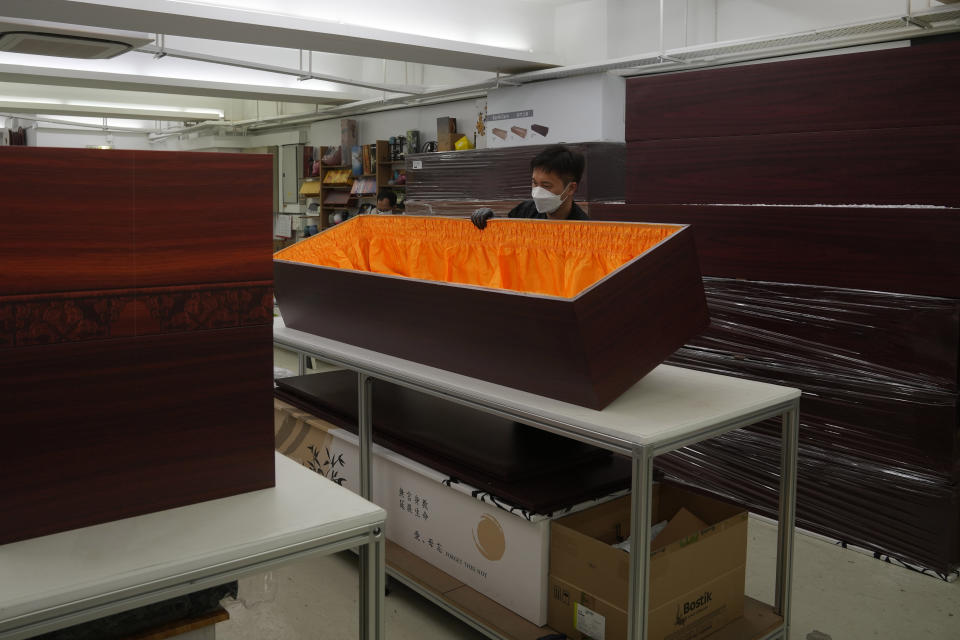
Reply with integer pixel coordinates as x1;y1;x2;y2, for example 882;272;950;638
308;139;412;227
317;145;355;229
273;316;801;640
376;141;406;211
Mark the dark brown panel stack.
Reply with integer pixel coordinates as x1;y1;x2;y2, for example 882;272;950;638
404;142;624;207
615;39;960;576
589;203;960;298
0;147;275;545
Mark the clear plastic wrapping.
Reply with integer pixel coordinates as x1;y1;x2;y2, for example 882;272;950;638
655;425;958;577
404;143;624;202
661;277;959;575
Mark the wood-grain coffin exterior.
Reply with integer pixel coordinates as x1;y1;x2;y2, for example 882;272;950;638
0;146;275;545
273;215;709;410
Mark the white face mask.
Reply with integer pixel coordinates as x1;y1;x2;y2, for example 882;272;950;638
531;184;569;215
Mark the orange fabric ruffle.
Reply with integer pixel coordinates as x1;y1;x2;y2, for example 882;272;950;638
274;215;679;299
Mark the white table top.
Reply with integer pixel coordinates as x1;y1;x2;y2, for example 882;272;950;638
0;453;384;633
274;317;800;451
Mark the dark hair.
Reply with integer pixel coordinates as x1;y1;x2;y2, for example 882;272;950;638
377;190;397;207
530;145;585;184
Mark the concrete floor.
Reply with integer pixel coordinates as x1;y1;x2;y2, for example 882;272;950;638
217;516;959;639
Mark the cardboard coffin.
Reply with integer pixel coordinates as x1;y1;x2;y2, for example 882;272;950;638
274;215;708;409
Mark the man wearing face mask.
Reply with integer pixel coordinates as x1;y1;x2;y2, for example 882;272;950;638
470;145;587;229
375;189;398;214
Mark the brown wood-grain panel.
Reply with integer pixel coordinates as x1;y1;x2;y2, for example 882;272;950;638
133;150;273;287
575;225;708;400
405;142;624;202
588;203;960;298
625;126;960;207
0;147;135;296
0;325;275;545
275;259;599;405
626;40;960;141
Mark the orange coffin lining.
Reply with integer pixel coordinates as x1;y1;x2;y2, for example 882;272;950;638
274;216;680;299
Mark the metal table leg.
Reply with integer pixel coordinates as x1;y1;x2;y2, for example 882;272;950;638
775;406;799;635
297;351;307;376
627;446;655;640
359;527;386;640
356;372;382;639
357;373;374;501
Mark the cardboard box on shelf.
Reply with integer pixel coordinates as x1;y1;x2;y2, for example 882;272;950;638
437;116;458;151
548;486;748;640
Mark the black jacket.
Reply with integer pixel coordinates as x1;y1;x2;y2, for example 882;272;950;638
507;200;589;221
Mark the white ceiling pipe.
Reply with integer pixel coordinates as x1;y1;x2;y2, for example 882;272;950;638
134;44;427;95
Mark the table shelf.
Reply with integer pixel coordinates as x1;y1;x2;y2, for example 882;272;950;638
0;453;386;640
273;316;800;640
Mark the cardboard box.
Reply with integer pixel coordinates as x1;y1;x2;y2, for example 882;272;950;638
275;398;625;625
437;116;458;151
549;487;748;640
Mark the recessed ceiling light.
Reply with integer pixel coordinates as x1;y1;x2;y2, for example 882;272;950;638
0;32;134;59
0;19;152;59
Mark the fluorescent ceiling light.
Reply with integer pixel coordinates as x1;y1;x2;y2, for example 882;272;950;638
1;95;62;105
0;95;222;117
65;100;223;116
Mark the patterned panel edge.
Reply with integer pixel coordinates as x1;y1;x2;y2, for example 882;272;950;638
1;282;273;348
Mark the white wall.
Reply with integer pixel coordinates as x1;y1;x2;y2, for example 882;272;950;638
563;0;934;61
485;72;625;147
717;0;925;42
35;127;153;149
555;0;608;65
605;0;692;59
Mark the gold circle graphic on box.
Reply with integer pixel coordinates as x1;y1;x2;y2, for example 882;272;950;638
473;513;506;561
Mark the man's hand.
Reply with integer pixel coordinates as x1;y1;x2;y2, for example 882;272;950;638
471;207;495;230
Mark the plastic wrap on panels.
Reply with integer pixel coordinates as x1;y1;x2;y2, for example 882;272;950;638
405;142;624;202
654;426;959;578
660;277;959;575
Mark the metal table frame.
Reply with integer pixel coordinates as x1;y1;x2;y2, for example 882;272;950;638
0;453;386;640
275;321;800;640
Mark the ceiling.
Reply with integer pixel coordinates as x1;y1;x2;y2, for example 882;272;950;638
0;0;571;123
1;1;959;127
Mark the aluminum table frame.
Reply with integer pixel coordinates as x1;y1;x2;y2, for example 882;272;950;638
275;318;800;640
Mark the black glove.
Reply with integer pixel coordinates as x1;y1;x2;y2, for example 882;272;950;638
471;207;495;230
